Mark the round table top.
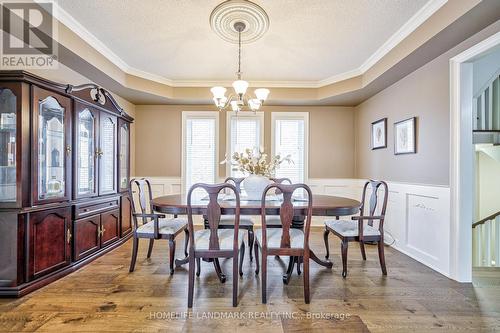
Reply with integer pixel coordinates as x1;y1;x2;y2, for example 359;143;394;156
152;194;361;217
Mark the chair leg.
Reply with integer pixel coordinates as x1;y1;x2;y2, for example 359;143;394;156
254;241;260;275
248;229;254;262
341;239;348;278
323;228;330;259
359;241;367;260
261;252;267;304
183;228;189;257
378;241;387;275
196;258;201;277
147;239;154;259
239;242;245;277
303;252;310;304
213;259;226;283
168;239;176;275
296;256;302;275
188;253;195;308
233;250;239;307
129;237;139;272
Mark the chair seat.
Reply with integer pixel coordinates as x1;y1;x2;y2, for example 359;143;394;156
325;219;380;237
136;218;187;236
265;216;282;226
219;215;254;226
194;229;245;250
255;228;304;248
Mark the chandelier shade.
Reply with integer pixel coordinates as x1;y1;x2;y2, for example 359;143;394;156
232;80;249;95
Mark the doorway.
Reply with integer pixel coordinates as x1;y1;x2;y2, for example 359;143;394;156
450;31;500;283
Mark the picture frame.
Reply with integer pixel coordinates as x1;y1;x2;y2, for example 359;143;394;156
371;118;387;150
394;117;417;155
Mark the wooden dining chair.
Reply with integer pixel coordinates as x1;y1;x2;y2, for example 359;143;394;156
187;183;246;308
129;178;189;275
266;177;292;228
254;183;313;304
323;180;388;278
203;177;255;261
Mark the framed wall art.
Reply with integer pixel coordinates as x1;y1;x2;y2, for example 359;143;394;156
371;118;387;150
394;117;416;155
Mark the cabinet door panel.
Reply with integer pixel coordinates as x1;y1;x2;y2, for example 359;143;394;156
118;120;130;192
120;194;132;236
29;207;71;280
74;103;98;199
0;85;18;205
73;215;100;261
101;209;119;247
99;114;117;195
32;87;72;205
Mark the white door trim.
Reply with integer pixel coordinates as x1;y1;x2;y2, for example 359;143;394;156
449;31;500;282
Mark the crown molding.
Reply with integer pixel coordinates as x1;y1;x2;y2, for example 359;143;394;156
48;0;447;89
358;0;448;74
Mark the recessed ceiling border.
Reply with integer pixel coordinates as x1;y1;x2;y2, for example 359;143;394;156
47;0;448;89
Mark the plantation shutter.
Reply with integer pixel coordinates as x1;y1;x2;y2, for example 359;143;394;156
184;116;217;193
273;116;307;183
229;114;263;177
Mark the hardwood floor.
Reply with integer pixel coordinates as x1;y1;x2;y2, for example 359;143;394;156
1;228;500;332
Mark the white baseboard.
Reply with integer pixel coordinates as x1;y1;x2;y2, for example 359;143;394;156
133;176;451;277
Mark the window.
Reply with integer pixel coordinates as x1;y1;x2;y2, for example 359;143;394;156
182;111;219;194
226;111;264;177
271;112;309;183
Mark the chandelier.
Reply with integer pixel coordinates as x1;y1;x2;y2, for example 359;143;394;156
210;21;270;113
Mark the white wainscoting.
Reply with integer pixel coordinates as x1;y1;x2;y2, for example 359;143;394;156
135;176;451;277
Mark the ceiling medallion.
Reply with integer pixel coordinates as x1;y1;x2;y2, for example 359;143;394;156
209;0;270;44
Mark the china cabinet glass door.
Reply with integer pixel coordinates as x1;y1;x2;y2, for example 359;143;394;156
99;114;117;195
75;105;98;198
0;88;17;202
37;96;66;200
118;122;129;191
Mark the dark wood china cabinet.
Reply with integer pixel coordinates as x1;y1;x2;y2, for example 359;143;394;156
0;71;133;297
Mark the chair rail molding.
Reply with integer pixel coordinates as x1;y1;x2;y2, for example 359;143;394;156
137;176;451;277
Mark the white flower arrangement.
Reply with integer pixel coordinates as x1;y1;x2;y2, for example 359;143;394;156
221;147;293;177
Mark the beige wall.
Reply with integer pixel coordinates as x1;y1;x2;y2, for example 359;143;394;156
354;20;500;186
134;105;355;179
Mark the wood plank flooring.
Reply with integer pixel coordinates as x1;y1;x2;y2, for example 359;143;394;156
1;228;500;332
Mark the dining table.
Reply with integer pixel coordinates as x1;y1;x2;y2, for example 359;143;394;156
151;193;361;283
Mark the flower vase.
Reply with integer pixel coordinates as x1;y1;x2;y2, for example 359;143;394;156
243;174;272;200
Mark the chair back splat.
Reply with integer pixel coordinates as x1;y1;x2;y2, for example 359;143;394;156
187;183;240;252
360;180;388;227
260;183;313;249
130;178;154;227
224;177;245;193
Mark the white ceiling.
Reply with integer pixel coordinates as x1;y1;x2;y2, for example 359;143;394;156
55;0;439;86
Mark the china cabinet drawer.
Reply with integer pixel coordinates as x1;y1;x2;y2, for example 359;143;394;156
75;198;119;219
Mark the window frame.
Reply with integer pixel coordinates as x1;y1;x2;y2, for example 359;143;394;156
181;111;220;193
271;112;309;183
225;111;264;177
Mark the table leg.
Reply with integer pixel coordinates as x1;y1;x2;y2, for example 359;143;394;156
310;250;333;268
283;256;296;284
175;256;189;267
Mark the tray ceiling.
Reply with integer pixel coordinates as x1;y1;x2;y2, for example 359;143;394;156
54;0;444;87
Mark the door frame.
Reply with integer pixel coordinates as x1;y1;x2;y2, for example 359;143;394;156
449;31;500;282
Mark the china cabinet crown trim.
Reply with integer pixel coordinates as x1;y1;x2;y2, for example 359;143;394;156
0;70;133;297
